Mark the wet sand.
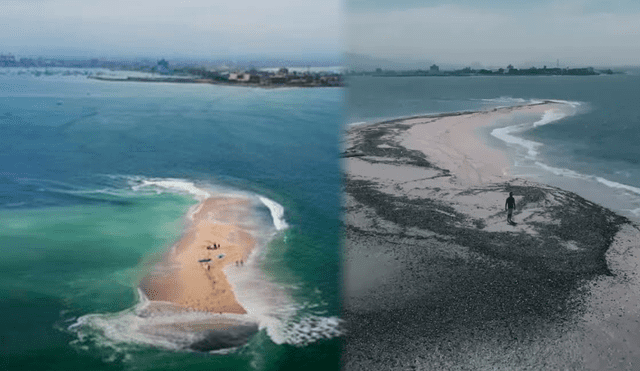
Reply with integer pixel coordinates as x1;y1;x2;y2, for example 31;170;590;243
342;103;640;370
140;197;256;314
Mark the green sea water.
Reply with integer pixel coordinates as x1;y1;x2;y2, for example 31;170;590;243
0;193;192;367
0;69;342;370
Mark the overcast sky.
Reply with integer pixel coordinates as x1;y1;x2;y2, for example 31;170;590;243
347;0;640;67
2;0;342;61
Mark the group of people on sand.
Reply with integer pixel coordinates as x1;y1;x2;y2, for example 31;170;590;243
200;243;221;271
200;242;246;269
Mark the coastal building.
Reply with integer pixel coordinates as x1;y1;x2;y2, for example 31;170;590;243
19;58;37;67
155;59;170;74
319;76;341;86
277;67;289;76
0;54;17;67
430;64;439;74
228;72;260;83
267;76;287;84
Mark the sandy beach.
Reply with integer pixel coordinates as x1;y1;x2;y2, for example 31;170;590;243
342;103;640;370
140;197;256;314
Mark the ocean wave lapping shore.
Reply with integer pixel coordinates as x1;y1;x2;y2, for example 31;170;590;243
342;102;640;370
485;99;640;220
68;177;342;353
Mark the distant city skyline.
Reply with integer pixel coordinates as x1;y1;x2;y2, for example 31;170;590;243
347;0;640;67
5;1;640;68
2;0;342;63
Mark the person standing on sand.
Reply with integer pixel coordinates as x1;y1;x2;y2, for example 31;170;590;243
505;192;516;223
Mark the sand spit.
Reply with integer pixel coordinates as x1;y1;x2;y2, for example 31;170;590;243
141;197;256;314
342;103;640;370
133;196;262;351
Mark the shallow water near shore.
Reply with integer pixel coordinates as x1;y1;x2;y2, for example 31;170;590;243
0;69;342;370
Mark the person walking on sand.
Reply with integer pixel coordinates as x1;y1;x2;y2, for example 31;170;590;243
505;192;516;224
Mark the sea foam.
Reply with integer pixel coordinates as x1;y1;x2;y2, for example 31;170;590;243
258;196;289;231
491;124;543;159
594;176;640;196
67;176;340;354
532;108;569;127
224;260;343;347
486;100;640;205
490;107;569;159
533;161;640;216
132;178;212;200
487;100;640;217
479;97;544;108
68;289;259;353
489;100;579;160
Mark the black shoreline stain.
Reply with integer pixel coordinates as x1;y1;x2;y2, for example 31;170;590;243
342;106;632;368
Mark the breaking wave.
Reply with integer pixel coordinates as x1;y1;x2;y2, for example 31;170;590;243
485;99;640;218
66;175;341;356
258;196;288;231
490;99;582;159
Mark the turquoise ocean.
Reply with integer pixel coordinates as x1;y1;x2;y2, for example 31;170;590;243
0;69;343;370
347;74;640;222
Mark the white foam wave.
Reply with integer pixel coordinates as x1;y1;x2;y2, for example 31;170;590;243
545;99;583;108
480;97;529;104
479;97;582;107
70;271;342;354
225;252;342;347
535;161;640;197
491;124;543;159
595;176;640;196
490;100;581;160
131;178;212;200
66;176;341;352
479;97;544;108
532;161;640;219
532;109;568;127
258;196;288;231
533;161;584;178
68;289;259;353
485;99;640;216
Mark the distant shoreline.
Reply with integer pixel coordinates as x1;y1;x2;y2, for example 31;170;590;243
88;75;343;88
346;66;616;77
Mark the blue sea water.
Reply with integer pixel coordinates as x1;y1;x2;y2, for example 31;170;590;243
347;74;640;222
0;68;343;370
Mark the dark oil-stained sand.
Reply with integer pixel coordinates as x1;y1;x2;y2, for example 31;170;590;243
342;103;640;370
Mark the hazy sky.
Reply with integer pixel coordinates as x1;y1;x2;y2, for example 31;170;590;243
2;0;342;61
347;0;640;67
